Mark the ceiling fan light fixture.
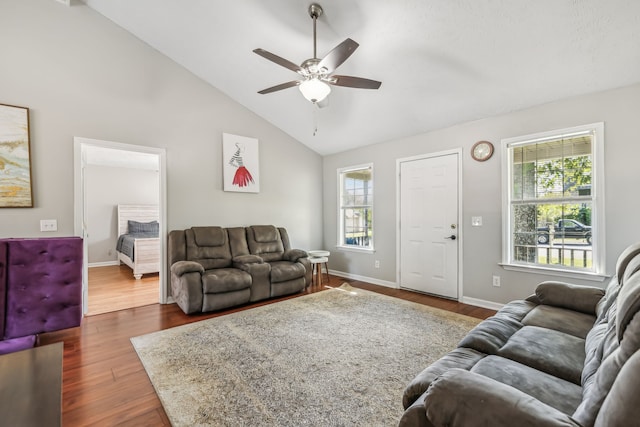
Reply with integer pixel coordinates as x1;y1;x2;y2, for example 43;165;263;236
299;78;331;103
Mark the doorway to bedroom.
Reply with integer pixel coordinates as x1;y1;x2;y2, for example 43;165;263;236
74;138;167;316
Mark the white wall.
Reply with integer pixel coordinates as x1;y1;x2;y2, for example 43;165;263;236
323;83;640;305
0;0;323;252
86;165;159;264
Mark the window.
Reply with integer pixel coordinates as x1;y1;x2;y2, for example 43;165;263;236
338;164;373;251
502;123;605;276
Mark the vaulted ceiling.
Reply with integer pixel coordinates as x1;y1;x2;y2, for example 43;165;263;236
83;0;640;155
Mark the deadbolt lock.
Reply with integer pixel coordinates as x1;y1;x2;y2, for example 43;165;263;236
451;224;457;229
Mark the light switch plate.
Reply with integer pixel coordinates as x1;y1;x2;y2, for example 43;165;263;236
471;216;483;227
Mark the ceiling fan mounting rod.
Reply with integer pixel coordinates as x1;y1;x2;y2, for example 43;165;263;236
309;3;323;60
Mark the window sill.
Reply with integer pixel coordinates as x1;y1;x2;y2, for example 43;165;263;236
499;262;609;282
336;245;375;254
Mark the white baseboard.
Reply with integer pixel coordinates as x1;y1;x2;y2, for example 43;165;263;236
460;296;504;311
88;261;119;268
329;270;397;289
330;269;504;311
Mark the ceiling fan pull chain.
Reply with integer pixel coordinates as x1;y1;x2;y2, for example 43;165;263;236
313;104;319;136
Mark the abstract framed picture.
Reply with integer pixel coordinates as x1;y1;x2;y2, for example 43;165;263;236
0;103;33;208
223;133;260;193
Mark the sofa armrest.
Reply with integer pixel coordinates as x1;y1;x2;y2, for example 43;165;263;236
234;257;271;302
424;369;580;427
170;260;204;276
535;281;605;314
170;262;204;314
283;249;308;262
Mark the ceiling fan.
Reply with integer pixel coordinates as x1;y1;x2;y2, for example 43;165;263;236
253;3;382;105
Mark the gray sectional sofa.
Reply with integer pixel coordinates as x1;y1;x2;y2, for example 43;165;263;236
168;225;311;314
400;242;640;426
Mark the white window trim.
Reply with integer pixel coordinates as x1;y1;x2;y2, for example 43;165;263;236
500;122;606;279
336;163;375;253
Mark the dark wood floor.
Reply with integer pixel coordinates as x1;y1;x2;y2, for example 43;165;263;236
39;276;495;426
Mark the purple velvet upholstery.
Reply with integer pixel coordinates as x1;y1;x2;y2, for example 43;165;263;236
0;335;37;355
3;237;82;339
0;241;6;337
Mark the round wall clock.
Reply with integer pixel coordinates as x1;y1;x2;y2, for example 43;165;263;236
471;141;494;162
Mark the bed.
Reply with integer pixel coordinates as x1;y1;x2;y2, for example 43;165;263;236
116;204;160;280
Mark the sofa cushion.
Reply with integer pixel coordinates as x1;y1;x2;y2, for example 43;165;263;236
622;253;640;287
573;312;640;426
616;272;640;342
615;241;640;281
470;355;583;415
522;304;596;339
270;261;306;283
424;369;580;427
493;299;537;322
185;228;232;269
534;282;604;315
593;349;640;427
202;268;251;293
0;241;6;338
247;226;285;262
192;226;226;246
0;335;36;355
498;326;585;384
458;314;523;355
595;276;621;322
252;225;279;243
4;237;83;339
402;347;486;409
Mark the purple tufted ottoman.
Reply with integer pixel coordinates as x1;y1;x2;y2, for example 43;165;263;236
0;237;82;355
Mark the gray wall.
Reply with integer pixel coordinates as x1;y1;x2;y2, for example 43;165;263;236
0;0;323;251
323;83;640;305
86;165;159;264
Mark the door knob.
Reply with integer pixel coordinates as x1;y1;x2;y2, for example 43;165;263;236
445;235;457;240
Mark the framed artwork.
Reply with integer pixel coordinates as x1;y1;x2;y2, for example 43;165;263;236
223;133;260;193
0;103;33;208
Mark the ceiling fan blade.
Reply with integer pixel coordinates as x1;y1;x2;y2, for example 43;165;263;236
253;48;304;74
328;75;382;90
257;80;301;94
317;38;359;73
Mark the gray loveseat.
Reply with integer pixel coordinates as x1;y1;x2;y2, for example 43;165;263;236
168;225;311;314
400;242;640;426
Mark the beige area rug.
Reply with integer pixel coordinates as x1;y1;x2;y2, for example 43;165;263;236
131;284;480;426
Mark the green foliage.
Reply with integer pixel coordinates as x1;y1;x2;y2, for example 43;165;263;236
536;156;592;194
534;155;592;226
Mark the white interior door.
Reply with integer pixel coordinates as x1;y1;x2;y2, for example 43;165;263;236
399;152;459;298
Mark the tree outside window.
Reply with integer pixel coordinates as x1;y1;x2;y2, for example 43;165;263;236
338;165;373;250
504;123;604;274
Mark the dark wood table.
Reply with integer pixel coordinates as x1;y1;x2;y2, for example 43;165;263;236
0;342;63;427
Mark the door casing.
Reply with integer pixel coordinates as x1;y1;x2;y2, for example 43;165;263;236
73;137;168;314
396;148;463;299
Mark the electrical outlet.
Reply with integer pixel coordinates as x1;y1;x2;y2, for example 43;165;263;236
492;275;501;287
471;216;483;226
375;260;380;268
40;219;58;232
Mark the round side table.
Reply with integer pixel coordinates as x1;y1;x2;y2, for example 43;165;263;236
308;250;330;285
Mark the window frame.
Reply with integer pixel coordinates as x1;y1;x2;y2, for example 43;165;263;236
501;123;606;280
337;163;374;253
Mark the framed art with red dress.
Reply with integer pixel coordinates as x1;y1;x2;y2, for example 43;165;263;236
223;133;260;193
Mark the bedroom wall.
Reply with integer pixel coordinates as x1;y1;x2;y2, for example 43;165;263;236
0;0;323;252
86;165;159;265
323;83;640;305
